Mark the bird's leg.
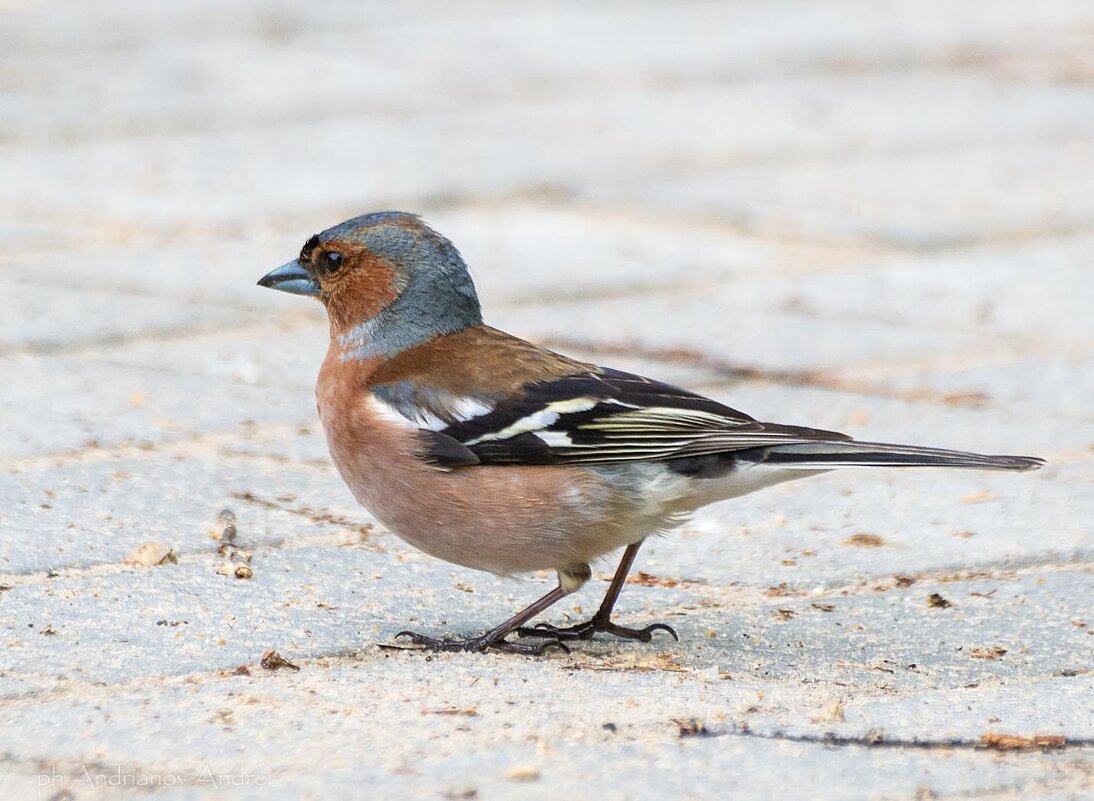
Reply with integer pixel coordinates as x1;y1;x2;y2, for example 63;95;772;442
517;542;678;643
395;580;577;655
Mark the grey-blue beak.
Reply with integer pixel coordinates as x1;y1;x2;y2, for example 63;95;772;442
258;260;320;297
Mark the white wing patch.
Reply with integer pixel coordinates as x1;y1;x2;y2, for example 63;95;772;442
535;430;573;447
443;396;494;427
464;398;599;446
368;394;492;431
367;396;425;429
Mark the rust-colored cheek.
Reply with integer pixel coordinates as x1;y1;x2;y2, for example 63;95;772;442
323;256;402;335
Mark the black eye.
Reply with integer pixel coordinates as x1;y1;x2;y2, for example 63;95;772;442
321;251;343;274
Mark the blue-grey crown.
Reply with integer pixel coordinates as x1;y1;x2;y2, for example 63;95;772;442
327;212;484;360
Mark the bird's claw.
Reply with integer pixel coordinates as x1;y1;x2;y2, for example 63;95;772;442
516;618;679;643
393;630;569;656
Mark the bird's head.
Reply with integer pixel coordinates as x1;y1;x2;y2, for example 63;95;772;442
259;212;482;358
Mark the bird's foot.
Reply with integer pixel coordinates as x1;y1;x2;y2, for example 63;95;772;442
394;630;569;656
516;615;678;643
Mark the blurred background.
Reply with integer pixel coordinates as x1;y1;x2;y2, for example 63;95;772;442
4;0;1092;454
1;1;1092;799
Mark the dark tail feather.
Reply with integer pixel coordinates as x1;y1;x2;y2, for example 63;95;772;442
761;441;1044;472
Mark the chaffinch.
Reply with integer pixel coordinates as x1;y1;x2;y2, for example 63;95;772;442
259;211;1043;655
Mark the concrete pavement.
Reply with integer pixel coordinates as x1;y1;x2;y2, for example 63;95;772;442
1;1;1092;798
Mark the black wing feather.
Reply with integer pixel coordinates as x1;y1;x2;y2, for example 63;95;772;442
438;368;849;467
418;430;481;468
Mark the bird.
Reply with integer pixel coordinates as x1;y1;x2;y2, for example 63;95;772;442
258;211;1044;655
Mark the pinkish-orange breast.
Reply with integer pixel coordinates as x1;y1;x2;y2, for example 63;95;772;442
313;343;640;576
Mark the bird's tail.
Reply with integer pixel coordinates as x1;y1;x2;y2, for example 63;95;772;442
760;441;1044;472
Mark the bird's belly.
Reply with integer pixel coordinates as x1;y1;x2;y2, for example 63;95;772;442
320;405;642;575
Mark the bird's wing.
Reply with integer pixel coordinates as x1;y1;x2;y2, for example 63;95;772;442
415;368;850;467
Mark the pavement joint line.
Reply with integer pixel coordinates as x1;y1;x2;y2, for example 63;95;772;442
0;651;751;705
553;197;1094;256
0;640;1083;713
5;13;1080;72
657;216;1094;257
91;364;314;395
719;726;1094;752
3;270;308;316
227;489;380;547
658;129;1094;181
0;424;324;472
0;431;260;469
506;199;1094;258
536;336;1066;411
635;42;1094;87
702;307;1081;350
839;343;1092;378
0;731;1082;797
492;277;738;309
75;352;318;393
0;308;324;360
3;319;267;359
674;557;1094;606
711;219;1094;257
0;524;386;585
0;216;276;255
957;776;1094;801
7;195;1094;263
213;447;330;469
6;42;1089;151
2;550;1087;607
1;678;1089;759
